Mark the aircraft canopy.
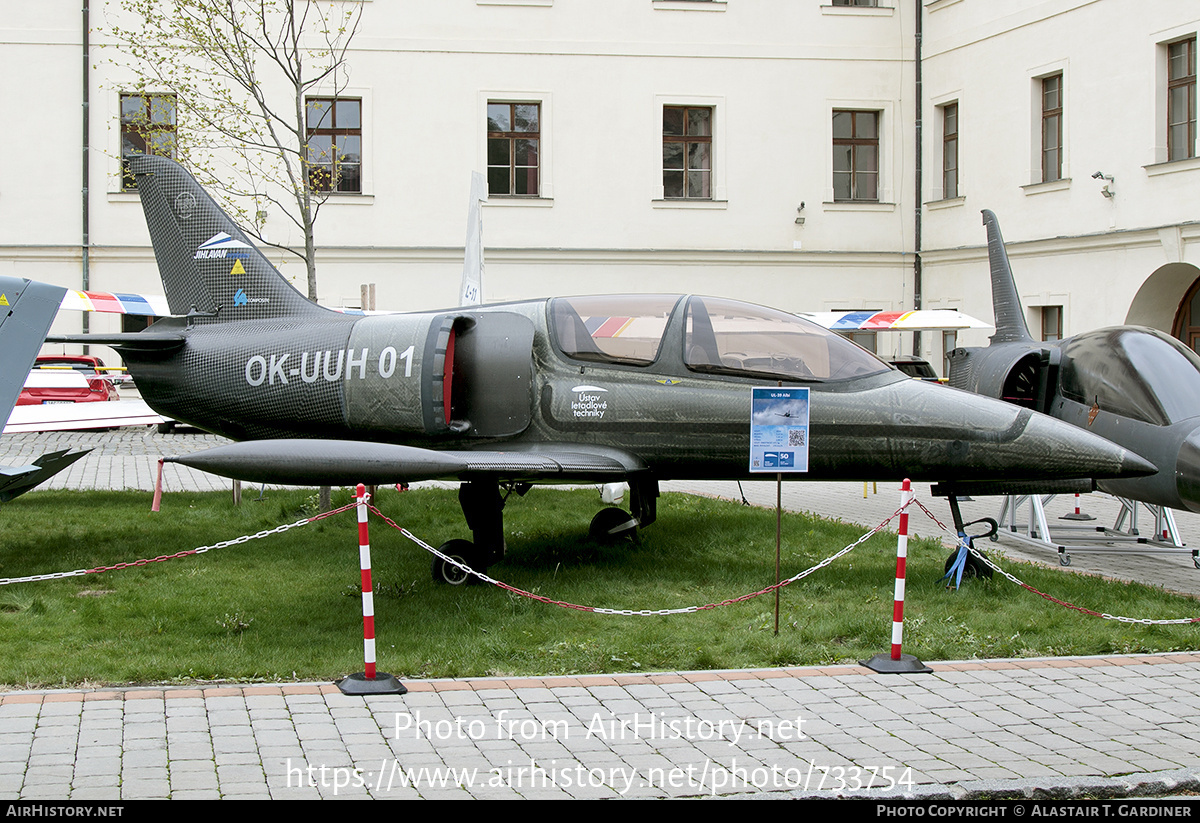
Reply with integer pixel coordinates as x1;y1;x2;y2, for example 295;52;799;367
550;294;890;382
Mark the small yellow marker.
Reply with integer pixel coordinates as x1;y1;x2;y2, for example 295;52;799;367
0;294;8;306
230;259;246;276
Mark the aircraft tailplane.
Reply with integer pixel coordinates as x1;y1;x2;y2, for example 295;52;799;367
130;154;329;321
982;209;1034;345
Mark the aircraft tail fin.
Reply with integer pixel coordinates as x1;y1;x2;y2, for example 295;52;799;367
0;276;67;420
0;276;91;503
130;154;329;321
982;209;1034;344
460;171;487;306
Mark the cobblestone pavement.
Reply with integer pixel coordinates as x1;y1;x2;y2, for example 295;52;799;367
2;427;1199;800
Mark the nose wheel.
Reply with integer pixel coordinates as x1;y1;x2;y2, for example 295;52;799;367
589;507;638;542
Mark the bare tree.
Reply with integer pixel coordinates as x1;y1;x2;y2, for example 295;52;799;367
105;0;362;301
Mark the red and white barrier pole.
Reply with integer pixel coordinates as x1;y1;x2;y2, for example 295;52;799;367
862;479;930;674
338;483;406;695
890;479;912;660
1061;492;1095;521
357;483;376;680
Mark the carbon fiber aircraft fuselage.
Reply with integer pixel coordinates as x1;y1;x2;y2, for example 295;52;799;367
123;296;1150;489
80;156;1155;578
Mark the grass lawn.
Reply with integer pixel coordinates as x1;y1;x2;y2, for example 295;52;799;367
0;486;1196;688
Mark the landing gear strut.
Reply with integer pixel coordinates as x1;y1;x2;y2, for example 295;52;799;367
429;476;660;583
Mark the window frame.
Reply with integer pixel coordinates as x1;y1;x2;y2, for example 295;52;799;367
941;102;959;200
1041;305;1063;343
305;96;363;195
1040;73;1063;183
832;109;881;202
662;105;714;201
487;101;542;197
1168;37;1197;162
119;93;177;192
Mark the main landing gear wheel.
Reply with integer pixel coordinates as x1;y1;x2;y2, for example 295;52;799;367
431;539;485;586
589;507;638;542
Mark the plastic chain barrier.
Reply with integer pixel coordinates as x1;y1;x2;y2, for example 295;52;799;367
369;501;910;616
0;501;358;587
913;498;1200;626
8;492;1197;627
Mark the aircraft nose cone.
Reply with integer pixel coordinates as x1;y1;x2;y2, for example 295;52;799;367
1117;446;1158;479
1016;407;1155;480
880;379;1154;485
1175;428;1200;513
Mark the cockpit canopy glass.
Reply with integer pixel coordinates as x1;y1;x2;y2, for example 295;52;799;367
551;294;681;366
550;294;891;381
1060;328;1200;426
684;296;890;381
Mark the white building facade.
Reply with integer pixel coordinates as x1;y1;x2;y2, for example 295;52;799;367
1;0;1197;371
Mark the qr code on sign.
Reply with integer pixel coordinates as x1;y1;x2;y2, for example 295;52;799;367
788;429;806;447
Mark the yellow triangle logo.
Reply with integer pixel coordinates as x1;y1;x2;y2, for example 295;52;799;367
230;259;247;276
0;294;8;306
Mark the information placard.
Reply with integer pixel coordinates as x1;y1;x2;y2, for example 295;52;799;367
750;387;809;473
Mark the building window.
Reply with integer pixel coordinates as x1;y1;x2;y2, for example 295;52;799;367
120;94;176;191
663;106;712;199
1040;74;1063;182
306;98;362;193
941;103;958;199
1041;306;1063;342
487;102;540;196
832;110;879;201
832;0;879;5
1168;37;1196;161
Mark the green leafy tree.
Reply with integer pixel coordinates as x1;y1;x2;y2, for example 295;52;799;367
105;0;362;301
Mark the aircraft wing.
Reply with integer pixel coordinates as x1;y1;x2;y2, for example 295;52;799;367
166;439;645;486
3;399;167;434
59;289;171;316
801;309;992;331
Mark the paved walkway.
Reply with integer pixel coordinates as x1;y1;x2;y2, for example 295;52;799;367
2;428;1200;800
4;656;1200;800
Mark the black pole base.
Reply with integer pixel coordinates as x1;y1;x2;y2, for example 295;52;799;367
337;671;408;695
860;653;933;674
